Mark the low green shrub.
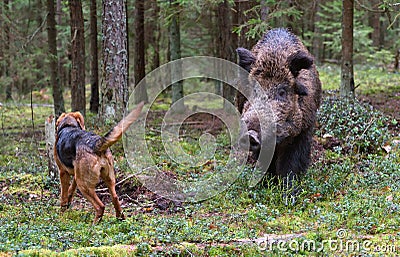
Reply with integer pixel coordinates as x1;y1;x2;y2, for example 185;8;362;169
317;97;390;154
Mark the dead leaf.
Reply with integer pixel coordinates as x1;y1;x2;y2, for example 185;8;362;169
143;207;154;212
209;223;218;230
386;194;393;202
382;144;392;153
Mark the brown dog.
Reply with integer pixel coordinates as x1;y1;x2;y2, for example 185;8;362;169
54;102;144;224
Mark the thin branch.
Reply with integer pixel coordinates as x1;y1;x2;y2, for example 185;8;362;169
30;84;35;131
71;28;78;44
96;174;136;192
23;13;49;50
354;0;385;13
388;12;400;30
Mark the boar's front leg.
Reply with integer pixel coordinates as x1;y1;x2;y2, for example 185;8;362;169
275;129;313;205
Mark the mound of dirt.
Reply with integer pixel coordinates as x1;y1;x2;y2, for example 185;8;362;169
360;93;400;135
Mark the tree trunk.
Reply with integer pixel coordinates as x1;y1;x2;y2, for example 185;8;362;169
0;0;4;80
4;0;12;101
217;0;235;108
89;0;99;113
101;0;129;120
340;0;354;98
150;0;160;71
35;0;44;89
232;1;239;50
260;0;269;22
134;0;148;103
311;0;322;64
56;0;66;90
169;0;184;112
45;115;58;178
369;0;381;48
69;0;86;115
47;0;65;117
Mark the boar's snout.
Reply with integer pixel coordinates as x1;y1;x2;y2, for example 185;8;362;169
239;112;262;155
239;129;261;153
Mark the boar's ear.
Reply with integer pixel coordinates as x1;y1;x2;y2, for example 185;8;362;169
288;51;313;77
237;47;255;73
295;82;308;96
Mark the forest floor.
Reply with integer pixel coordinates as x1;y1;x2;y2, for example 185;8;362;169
0;66;400;256
360;93;400;134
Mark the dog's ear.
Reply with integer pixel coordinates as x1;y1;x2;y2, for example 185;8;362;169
56;113;67;129
72;112;85;130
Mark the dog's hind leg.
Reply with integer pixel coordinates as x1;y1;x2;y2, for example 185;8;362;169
101;170;125;220
67;178;77;206
76;183;105;225
75;160;105;224
59;169;71;212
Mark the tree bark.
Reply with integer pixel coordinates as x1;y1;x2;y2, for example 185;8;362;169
134;0;148;103
260;0;269;22
56;0;67;90
169;0;184;112
369;0;381;48
69;0;86;115
89;0;99;113
232;1;239;50
217;0;235;108
340;0;354;98
35;0;44;89
311;0;322;64
101;0;129;120
0;1;4;80
45;115;57;178
150;0;160;71
4;0;12;101
47;0;65;117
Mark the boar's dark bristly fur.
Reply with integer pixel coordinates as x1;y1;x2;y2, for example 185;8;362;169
236;28;322;193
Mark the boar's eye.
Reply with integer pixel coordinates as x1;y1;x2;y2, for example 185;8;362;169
295;82;308;96
277;87;287;101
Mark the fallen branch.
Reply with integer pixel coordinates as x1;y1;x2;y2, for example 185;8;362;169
96;174;136;192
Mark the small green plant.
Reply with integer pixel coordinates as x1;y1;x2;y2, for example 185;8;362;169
317;97;389;154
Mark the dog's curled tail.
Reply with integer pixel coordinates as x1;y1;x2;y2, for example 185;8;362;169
96;101;145;153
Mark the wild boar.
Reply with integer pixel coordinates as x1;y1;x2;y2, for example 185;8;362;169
236;28;322;199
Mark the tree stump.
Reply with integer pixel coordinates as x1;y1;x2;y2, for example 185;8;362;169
45;115;58;179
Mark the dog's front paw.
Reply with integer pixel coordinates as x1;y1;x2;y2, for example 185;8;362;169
60;203;70;213
117;211;126;220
